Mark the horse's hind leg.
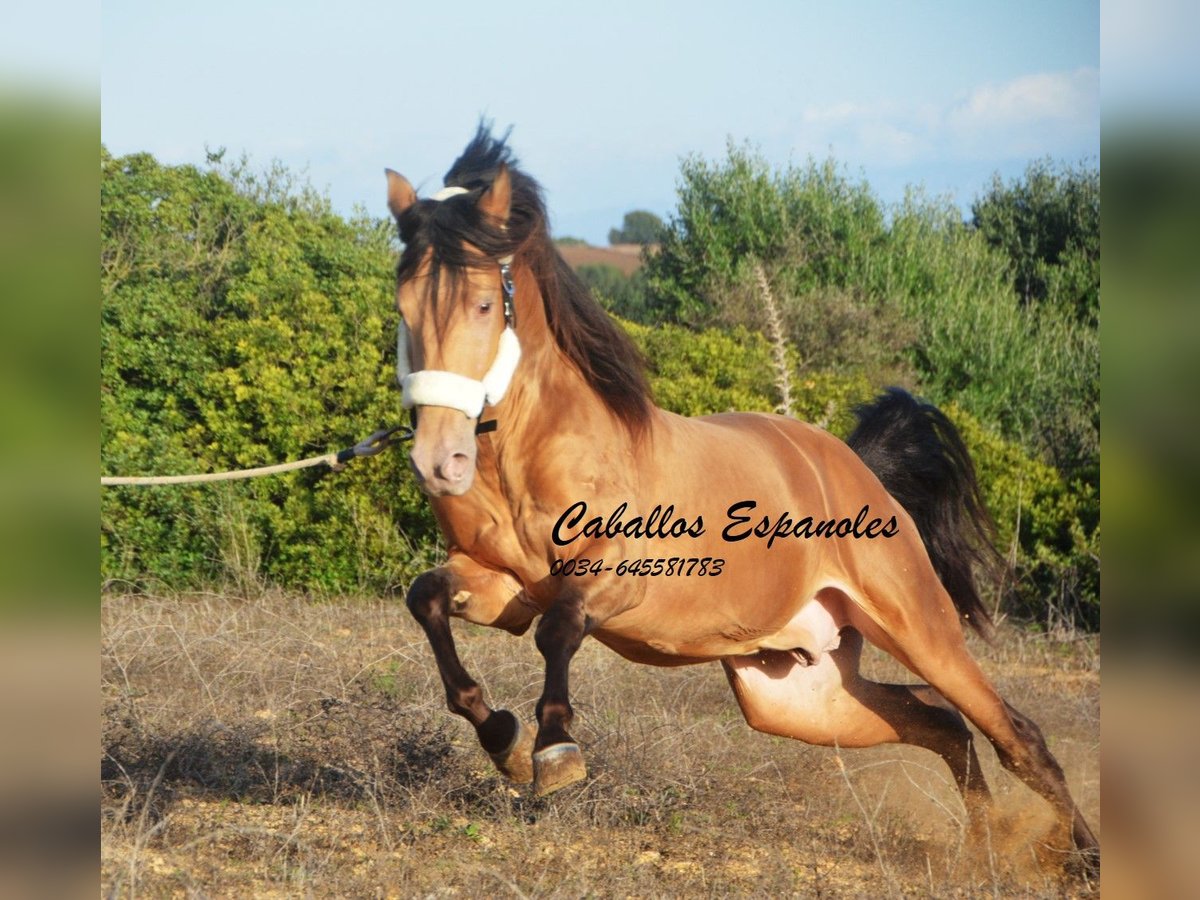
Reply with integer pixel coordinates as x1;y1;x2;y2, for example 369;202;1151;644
1001;698;1100;855
848;581;1099;869
723;627;992;832
406;567;534;783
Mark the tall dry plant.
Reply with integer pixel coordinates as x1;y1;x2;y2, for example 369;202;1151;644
750;259;794;416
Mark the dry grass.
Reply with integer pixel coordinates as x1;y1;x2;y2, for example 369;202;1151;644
101;591;1098;898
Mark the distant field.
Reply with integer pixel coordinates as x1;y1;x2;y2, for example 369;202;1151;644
558;243;648;276
101;592;1099;897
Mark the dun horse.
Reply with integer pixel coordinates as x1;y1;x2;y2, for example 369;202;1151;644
385;126;1097;869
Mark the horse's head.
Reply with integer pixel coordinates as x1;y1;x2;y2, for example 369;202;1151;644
386;164;518;496
386;124;653;495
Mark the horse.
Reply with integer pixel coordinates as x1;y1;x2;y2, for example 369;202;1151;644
383;125;1098;871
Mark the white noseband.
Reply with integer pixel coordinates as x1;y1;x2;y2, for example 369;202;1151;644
395;183;520;419
396;322;520;418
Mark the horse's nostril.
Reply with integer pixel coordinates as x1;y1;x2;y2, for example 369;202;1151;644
438;452;470;483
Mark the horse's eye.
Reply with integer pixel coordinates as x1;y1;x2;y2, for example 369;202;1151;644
478;301;493;314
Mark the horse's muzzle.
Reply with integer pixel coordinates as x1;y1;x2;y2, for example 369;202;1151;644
408;411;477;496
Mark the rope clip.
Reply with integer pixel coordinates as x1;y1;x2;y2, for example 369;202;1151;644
334;425;414;468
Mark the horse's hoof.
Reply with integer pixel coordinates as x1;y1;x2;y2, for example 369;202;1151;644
532;743;587;797
488;719;535;784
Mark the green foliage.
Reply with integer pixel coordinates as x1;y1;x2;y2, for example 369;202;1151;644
790;370;877;437
577;264;652;323
971;159;1099;324
885;192;1099;481
621;318;878;447
642;144;913;385
608;209;664;246
101;149;437;593
643;142;888;328
947;407;1099;629
644;142;1098;499
620;320;777;416
552;235;588;247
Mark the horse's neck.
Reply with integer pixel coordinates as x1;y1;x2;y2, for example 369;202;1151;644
438;263;647;559
492;336;619;471
477;282;641;501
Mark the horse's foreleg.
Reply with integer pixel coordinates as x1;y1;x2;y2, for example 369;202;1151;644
531;591;589;796
405;569;534;783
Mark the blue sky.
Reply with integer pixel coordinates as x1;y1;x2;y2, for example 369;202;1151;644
100;1;1101;243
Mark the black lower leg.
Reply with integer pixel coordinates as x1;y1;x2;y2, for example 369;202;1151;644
907;684;991;803
999;701;1099;856
833;629;990;815
533;593;587;752
406;570;518;755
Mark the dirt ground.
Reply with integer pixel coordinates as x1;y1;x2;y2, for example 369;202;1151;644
101;591;1099;898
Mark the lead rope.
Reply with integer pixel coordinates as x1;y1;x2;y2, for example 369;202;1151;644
100;425;413;486
100;413;501;486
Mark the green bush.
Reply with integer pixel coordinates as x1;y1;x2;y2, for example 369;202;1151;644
947;407;1099;629
621;320;777;417
643;142;1098;507
608;209;665;246
101;149;437;593
886;192;1099;481
643;142;888;327
971;158;1099;324
577;264;652;323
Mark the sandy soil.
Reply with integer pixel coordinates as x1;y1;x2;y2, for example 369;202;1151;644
102;591;1099;897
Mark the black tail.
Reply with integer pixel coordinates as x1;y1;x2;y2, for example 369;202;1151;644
847;388;1000;638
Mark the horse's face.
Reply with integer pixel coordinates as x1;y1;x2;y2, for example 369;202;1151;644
387;167;513;497
395;261;506;495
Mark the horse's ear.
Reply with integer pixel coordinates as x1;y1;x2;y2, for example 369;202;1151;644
478;163;512;228
385;168;416;220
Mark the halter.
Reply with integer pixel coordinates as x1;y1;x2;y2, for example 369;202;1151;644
395;185;521;421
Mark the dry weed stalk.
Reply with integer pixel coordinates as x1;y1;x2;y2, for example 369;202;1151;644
751;258;794;416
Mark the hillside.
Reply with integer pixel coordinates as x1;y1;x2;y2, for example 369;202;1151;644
557;242;649;276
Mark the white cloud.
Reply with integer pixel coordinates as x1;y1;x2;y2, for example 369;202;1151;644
855;121;926;166
947;68;1099;136
937;68;1099;161
785;69;1098;167
799;101;870;126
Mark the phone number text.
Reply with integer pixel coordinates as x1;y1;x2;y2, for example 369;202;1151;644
549;557;725;577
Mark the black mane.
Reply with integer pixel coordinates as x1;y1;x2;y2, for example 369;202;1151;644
395;123;652;434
